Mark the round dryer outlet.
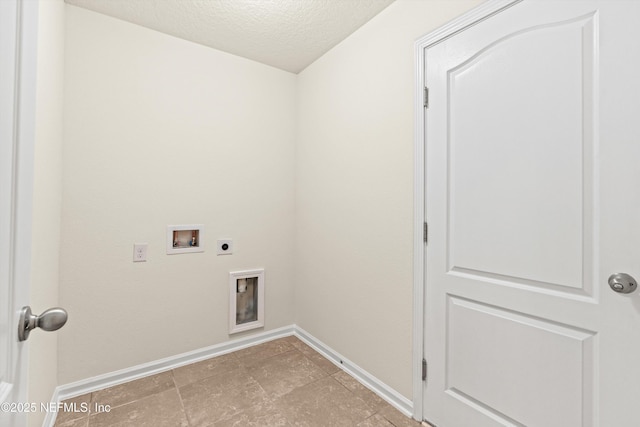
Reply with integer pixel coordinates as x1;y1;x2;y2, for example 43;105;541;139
217;239;233;255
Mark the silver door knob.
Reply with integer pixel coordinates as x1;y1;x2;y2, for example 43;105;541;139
608;273;637;294
18;306;68;341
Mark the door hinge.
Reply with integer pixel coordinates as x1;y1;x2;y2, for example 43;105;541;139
423;222;428;243
422;358;427;381
424;87;429;108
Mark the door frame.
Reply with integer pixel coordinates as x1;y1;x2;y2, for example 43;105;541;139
0;0;39;421
411;0;521;421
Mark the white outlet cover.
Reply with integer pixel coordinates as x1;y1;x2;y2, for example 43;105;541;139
133;243;148;262
217;239;233;255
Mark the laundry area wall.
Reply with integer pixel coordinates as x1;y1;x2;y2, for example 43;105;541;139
56;0;481;405
59;5;297;383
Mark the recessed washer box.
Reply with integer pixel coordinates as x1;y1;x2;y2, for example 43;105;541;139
167;224;204;255
229;268;264;334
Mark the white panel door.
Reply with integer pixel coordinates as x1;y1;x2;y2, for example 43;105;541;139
423;1;640;426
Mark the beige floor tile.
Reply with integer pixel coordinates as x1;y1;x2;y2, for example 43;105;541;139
88;388;188;427
54;416;89;427
284;336;311;353
280;335;301;346
62;338;421;427
54;393;92;425
309;353;340;374
91;371;174;409
172;353;243;387
356;414;395;427
179;366;268;427
286;339;341;375
233;339;294;366
378;405;423;427
211;398;291;427
301;349;340;375
248;350;328;397
275;376;374;427
332;371;387;412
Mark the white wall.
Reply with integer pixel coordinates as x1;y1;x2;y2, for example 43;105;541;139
295;0;482;399
58;0;484;403
29;0;65;425
59;5;297;383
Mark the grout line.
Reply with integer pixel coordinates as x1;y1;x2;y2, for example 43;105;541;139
329;374;380;421
92;377;175;415
171;370;193;427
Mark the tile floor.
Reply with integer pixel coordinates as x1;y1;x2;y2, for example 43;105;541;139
53;336;427;427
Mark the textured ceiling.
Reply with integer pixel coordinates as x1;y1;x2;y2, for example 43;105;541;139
64;0;395;73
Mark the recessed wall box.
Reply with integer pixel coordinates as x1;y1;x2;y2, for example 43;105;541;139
217;239;233;255
229;269;264;334
166;224;204;255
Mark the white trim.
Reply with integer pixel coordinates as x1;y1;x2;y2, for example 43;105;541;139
55;325;294;402
415;0;522;49
46;325;415;426
0;382;13;405
412;0;521;422
411;23;426;421
40;388;58;427
0;1;39;425
0;0;20;401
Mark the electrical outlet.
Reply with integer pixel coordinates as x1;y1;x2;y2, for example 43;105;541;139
133;243;148;262
217;239;233;255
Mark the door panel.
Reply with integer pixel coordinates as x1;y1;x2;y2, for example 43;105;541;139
447;13;595;294
424;1;640;426
446;296;594;427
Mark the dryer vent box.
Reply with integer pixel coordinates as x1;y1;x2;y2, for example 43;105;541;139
229;269;264;334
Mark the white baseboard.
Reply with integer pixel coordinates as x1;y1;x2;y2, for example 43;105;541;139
41;388;59;427
293;327;414;417
55;325;295;401
45;324;413;426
